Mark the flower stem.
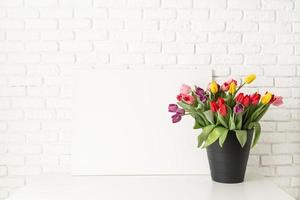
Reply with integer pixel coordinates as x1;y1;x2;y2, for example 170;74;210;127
233;82;245;97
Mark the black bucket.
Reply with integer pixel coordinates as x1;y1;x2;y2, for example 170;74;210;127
206;129;253;183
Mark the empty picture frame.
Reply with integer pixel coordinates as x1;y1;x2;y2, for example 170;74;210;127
72;69;211;175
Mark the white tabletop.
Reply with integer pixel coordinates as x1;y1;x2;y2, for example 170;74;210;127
8;173;294;200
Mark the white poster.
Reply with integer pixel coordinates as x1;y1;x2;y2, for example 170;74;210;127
72;69;211;175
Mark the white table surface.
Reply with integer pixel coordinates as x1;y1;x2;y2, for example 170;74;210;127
8;173;295;200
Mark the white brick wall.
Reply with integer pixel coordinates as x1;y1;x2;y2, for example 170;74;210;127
0;0;299;199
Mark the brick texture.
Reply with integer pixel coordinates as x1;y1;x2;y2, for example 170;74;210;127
0;0;299;199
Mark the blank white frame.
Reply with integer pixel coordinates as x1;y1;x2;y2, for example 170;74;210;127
72;69;211;175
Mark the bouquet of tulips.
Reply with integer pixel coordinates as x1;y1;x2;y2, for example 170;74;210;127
168;74;283;148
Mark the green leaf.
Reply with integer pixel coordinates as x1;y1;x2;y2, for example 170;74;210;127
218;129;229;147
196;102;204;112
217;113;228;128
198;113;210;126
193;119;201;129
197;125;216;148
248;122;261;148
242;106;254;128
229;115;236;130
203;110;215;124
235;113;243;130
198;113;208;126
253;105;270;122
226;105;233;116
235;130;247;147
203;126;228;148
250;105;264;122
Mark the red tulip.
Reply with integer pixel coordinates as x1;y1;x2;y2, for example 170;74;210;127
176;94;183;101
250;93;261;105
210;101;218;112
217;97;225;105
242;95;250;107
269;94;276;104
235;93;244;104
219;104;227;117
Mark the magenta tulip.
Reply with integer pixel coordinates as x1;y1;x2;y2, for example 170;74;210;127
168;104;178;112
195;87;207;102
172;114;182;123
233;104;244;114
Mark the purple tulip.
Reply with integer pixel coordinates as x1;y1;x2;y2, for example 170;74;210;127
168;104;178;112
195;87;207;102
233;104;244;114
176;108;185;115
195;87;204;96
172;113;182;123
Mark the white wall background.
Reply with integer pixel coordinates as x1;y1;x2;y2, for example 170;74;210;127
0;0;299;199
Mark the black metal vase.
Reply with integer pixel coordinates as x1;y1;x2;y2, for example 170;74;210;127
206;129;253;184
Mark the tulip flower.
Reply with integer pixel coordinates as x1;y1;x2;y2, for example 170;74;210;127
210;101;218;112
269;95;275;104
228;81;236;94
242;95;250;107
235;93;244;104
172;114;182;123
233;104;244;114
250;93;261;105
176;108;185;115
195;87;207;102
221;79;237;91
176;94;182;101
229;79;237;85
219;104;227;116
195;87;204;95
261;92;273;104
271;96;283;106
244;74;256;84
168;104;178;112
217;97;225;105
182;94;195;105
170;107;185;123
221;82;229;91
209;81;218;94
180;84;191;94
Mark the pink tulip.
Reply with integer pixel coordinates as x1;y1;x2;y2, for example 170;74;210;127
272;96;283;106
221;79;237;91
182;94;195;105
226;78;237;85
180;84;191;94
221;82;229;91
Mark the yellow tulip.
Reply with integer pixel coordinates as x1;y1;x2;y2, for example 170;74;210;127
261;92;273;104
210;81;218;94
244;74;256;84
228;82;236;94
